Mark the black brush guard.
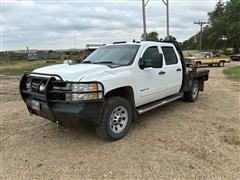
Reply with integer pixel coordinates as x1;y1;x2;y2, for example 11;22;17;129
19;72;105;124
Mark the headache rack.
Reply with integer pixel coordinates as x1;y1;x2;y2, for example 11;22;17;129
19;72;104;104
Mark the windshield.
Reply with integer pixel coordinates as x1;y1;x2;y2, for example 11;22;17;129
82;45;140;66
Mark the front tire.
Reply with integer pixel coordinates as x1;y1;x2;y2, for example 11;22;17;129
184;80;200;102
95;97;132;141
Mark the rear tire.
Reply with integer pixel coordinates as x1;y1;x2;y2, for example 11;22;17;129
218;61;225;67
184;80;200;102
95;96;132;141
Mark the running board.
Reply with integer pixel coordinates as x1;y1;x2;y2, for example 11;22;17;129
136;93;183;115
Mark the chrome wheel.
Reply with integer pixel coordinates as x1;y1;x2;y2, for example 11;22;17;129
109;106;128;134
192;83;199;100
219;61;224;67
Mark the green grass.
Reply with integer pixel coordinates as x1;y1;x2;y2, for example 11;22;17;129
0;59;61;76
223;66;240;79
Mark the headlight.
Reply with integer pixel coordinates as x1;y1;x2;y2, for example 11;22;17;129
66;83;103;101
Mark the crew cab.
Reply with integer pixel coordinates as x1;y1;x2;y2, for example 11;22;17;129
20;41;209;141
185;52;230;67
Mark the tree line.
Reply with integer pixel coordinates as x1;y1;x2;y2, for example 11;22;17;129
144;0;239;53
182;0;240;53
143;32;177;42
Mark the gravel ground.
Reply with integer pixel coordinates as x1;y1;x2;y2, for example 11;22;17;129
1;62;240;179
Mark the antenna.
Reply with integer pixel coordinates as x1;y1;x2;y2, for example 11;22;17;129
74;34;76;49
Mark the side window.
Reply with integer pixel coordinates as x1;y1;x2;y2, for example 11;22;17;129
162;47;178;65
142;46;159;61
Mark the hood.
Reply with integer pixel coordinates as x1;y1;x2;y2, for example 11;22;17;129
33;63;111;81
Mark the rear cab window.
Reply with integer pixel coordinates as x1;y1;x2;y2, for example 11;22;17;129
161;47;178;65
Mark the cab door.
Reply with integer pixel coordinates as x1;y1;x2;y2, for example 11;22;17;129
161;46;183;96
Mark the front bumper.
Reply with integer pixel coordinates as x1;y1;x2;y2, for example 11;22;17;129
20;72;104;124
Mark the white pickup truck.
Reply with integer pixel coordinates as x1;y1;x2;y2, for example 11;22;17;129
20;41;209;141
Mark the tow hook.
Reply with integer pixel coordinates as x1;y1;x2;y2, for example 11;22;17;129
55;121;64;130
28;109;33;116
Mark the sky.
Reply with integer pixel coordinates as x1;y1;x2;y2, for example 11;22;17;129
1;0;221;51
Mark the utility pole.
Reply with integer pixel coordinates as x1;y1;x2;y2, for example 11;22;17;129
166;0;169;40
194;21;208;50
141;0;169;41
142;0;148;40
162;0;169;40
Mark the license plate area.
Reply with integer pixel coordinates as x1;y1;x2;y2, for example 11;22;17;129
32;100;40;111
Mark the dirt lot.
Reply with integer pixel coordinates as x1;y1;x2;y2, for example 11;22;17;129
1;62;240;179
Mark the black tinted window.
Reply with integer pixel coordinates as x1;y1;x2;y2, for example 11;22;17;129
162;47;178;65
142;46;159;60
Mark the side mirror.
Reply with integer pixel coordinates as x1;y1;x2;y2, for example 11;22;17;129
139;53;163;69
139;58;154;69
151;53;163;68
139;58;145;69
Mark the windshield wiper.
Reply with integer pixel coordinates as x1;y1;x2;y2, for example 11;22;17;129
82;61;92;64
94;61;115;64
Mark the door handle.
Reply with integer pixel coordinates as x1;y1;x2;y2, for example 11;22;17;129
176;68;182;72
158;71;166;75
